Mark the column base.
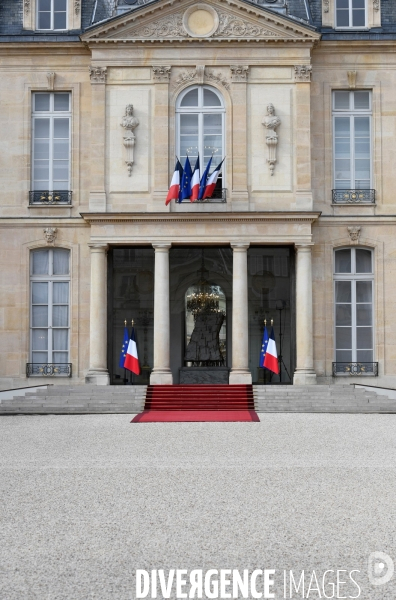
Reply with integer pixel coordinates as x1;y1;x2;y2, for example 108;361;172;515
85;369;110;385
293;370;317;385
229;369;252;385
150;370;173;385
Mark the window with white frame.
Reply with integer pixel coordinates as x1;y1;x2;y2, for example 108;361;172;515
30;248;70;372
333;90;371;190
176;86;225;198
32;92;71;193
335;0;366;28
334;248;374;370
37;0;67;30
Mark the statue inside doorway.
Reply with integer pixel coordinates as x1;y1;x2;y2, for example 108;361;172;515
185;312;225;366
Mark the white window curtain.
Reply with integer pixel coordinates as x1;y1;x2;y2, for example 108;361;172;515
30;248;70;368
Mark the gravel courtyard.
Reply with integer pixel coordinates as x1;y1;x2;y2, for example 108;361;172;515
1;414;396;599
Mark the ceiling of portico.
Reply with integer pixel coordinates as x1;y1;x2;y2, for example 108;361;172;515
81;0;320;45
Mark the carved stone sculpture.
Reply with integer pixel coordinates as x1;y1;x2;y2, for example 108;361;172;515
294;65;312;82
47;72;55;91
75;0;81;15
185;313;225;365
373;0;380;11
152;66;171;82
120;104;139;176
323;0;329;12
230;66;249;82
348;226;361;245
262;103;281;176
89;66;107;84
43;227;57;245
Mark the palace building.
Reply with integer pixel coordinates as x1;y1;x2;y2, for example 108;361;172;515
1;0;395;389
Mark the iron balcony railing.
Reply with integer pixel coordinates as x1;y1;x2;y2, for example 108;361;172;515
26;363;72;377
29;191;73;205
332;189;375;204
181;189;227;204
332;362;378;376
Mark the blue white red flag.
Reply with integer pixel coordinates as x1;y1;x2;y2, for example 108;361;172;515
179;156;192;202
165;159;183;205
203;158;225;199
190;156;200;202
119;325;129;368
259;325;269;368
263;327;279;374
198;156;213;200
124;327;141;375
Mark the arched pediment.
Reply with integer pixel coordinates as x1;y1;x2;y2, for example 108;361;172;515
81;0;320;44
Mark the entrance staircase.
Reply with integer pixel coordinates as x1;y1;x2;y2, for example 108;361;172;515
1;384;396;415
254;385;396;413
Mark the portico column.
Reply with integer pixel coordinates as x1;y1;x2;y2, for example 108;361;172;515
229;243;252;384
85;244;110;385
150;243;173;385
293;244;317;385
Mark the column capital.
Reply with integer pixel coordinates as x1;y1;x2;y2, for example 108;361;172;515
152;243;171;251
231;242;250;251
295;243;314;251
88;243;109;252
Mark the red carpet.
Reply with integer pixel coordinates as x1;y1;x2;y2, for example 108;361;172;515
131;384;260;422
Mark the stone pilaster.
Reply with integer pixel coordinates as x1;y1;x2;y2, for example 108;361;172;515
150;243;173;384
229;242;252;384
85;244;110;385
230;66;249;210
89;66;107;212
293;244;316;385
152;67;171;210
294;66;313;210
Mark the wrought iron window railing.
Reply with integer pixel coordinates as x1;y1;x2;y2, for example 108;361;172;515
332;189;375;204
332;362;378;376
29;191;73;205
181;189;226;203
26;363;72;377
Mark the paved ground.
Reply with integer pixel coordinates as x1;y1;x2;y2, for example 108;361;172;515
1;414;396;600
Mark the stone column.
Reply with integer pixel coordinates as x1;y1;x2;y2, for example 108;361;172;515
150;243;173;384
229;243;252;384
293;244;316;385
89;66;107;212
85;244;110;385
230;66;249;210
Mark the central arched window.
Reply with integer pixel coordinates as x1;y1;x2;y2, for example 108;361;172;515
176;86;225;196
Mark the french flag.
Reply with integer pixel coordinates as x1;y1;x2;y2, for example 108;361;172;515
190;156;200;202
263;327;279;375
198;156;213;200
202;158;225;199
124;327;141;375
165;159;183;205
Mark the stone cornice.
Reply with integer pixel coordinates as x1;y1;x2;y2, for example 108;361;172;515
80;211;321;224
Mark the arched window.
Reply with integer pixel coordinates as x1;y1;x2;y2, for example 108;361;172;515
176;86;225;198
333;247;375;375
29;248;71;376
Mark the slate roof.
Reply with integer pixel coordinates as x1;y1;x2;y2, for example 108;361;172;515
1;0;396;39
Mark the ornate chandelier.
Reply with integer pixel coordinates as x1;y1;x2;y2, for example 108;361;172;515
186;285;222;317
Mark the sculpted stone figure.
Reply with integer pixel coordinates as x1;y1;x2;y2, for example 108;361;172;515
121;104;139;133
262;103;281;175
120;105;139;176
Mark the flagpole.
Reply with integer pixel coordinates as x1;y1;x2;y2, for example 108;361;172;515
124;320;128;385
131;319;134;386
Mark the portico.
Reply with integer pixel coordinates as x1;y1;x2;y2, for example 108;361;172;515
82;212;319;385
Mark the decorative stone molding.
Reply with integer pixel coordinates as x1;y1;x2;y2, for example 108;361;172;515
323;0;329;12
152;66;171;82
347;71;357;89
373;0;380;10
347;226;361;245
47;72;55;91
43;228;57;245
217;13;279;38
183;4;219;38
120;105;139;176
24;0;30;15
205;69;230;91
294;65;312;82
75;0;81;15
230;66;249;83
262;104;281;176
195;65;205;85
89;66;107;84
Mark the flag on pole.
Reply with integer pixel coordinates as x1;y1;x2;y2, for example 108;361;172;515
263;327;279;374
119;325;130;368
124;327;141;375
198;156;213;200
179;156;193;202
202;158;225;199
259;325;269;368
165;159;183;205
190;156;200;202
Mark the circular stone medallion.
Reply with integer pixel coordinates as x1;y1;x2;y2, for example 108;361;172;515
183;4;219;38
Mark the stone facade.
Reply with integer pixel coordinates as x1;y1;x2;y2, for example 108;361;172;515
1;0;396;388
